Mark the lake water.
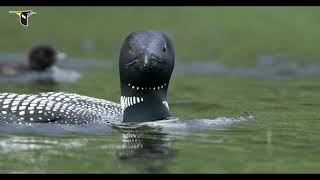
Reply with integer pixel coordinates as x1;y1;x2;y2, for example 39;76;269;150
0;53;319;173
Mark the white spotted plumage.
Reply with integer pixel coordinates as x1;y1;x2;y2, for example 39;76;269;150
0;92;122;124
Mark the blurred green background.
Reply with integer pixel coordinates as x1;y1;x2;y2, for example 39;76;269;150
2;6;320;65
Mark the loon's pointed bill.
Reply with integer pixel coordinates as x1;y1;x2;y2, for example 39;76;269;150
0;30;175;124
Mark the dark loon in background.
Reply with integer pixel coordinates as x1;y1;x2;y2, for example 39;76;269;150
0;43;65;76
0;30;175;124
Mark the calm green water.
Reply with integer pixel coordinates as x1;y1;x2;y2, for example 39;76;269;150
0;7;320;173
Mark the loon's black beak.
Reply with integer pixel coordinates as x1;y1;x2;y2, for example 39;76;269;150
124;52;165;72
135;53;151;69
136;53;163;71
143;54;149;68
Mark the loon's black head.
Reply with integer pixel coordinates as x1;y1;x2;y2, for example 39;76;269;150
119;30;175;123
28;44;64;71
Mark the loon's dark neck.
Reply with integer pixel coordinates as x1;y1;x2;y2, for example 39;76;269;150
118;30;175;123
120;82;171;123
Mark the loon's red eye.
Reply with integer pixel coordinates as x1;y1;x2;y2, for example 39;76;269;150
162;45;167;53
128;43;134;54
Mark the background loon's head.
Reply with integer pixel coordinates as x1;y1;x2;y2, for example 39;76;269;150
119;30;175;123
28;44;66;71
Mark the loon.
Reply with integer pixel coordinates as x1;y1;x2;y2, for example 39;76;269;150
0;30;175;124
0;43;65;76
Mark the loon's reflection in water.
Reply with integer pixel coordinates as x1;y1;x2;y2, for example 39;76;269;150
115;126;176;173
